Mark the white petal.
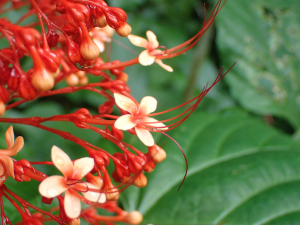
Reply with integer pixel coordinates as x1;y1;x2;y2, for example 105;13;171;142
101;25;114;39
146;31;159;48
135;127;154;147
73;157;94;180
0;156;14;178
39;176;67;198
128;34;148;48
64;190;81;219
141;117;168;130
51;146;74;179
139;50;155;66
93;39;105;52
0;136;23;157
5;126;14;149
139;96;157;115
81;182;106;203
114;115;136;130
114;93;137;114
155;59;173;72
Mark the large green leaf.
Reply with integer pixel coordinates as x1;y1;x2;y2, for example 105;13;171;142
214;0;300;129
120;109;300;224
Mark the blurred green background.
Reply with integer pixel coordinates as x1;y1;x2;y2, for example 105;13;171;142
1;0;300;224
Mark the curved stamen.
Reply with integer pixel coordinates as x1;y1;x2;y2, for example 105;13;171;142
161;0;225;58
140;62;236;132
160;132;187;191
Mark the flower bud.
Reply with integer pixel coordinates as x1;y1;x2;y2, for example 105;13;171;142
0;67;10;86
31;68;55;92
68;41;81;65
92;8;107;27
0;86;9;103
18;77;37;101
75;71;86;78
16;28;41;49
38;49;60;73
52;68;61;78
56;1;66;14
117;72;128;82
80;39;100;60
79;76;88;86
116;23;132;37
63;23;78;35
143;160;155;173
7;68;19;91
66;74;79;86
125;211;143;225
105;184;119;201
133;173;147;188
112;126;123;140
47;29;59;48
94;14;107;27
148;144;167;163
98;100;114;114
110;8;127;22
93;57;104;70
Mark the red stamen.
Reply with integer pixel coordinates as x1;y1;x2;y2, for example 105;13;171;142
161;132;188;191
141;62;236;132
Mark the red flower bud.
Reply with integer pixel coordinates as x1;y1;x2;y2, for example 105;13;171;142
117;72;128;82
7;68;20;92
31;67;54;92
65;74;79;86
143;159;155;173
80;38;100;60
46;29;59;48
148;144;167;163
15;28;41;50
18;76;37;101
68;40;81;63
56;1;66;14
116;22;132;37
0;65;11;85
104;183;119;201
109;8;127;22
38;49;60;73
98;100;114;114
63;23;78;35
79;76;88;85
0;86;9;103
112;126;123;140
133;173;147;188
125;211;143;225
79;24;100;60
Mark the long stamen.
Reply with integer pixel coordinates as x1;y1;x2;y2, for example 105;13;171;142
160;0;225;58
161;132;187;191
141;62;236;131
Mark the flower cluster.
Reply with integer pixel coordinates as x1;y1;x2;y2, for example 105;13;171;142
0;0;230;224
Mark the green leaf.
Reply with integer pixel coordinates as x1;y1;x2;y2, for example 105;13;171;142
120;109;300;224
214;0;300;129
